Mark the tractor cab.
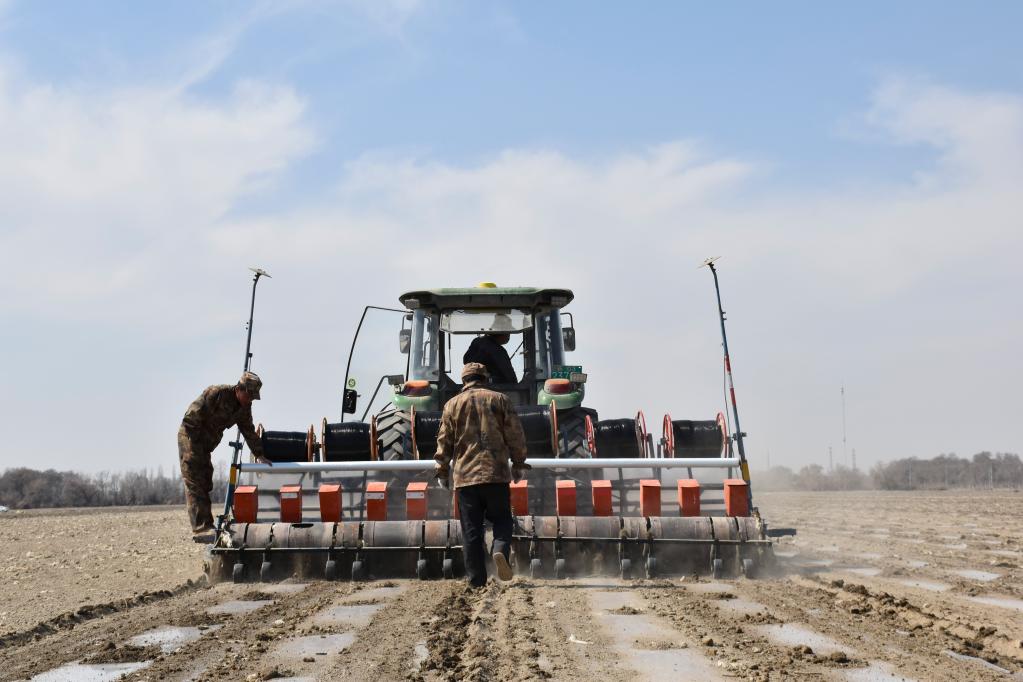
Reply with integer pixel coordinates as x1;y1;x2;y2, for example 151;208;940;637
394;284;582;411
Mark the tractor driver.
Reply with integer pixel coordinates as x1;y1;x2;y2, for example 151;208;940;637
178;372;270;542
462;313;517;384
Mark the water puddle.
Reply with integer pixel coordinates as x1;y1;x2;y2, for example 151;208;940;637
622;648;726;680
347;585;404;601
954;569;1000;582
272;633;356;660
755;623;850;655
717;597;769;615
590;591;726;681
942;649;1018;676
845;567;882;577
895;579;949;592
127;625;222;653
800;559;835;570
256;582;309;595
30;662;151;681
207;599;273;615
311;603;384;628
685;582;735;594
410;640;429;675
967;595;1023;612
568;576;629;588
590;591;636;610
844;661;914;681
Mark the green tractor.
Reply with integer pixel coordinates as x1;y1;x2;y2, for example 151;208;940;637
215;270;782;583
366;283;632;463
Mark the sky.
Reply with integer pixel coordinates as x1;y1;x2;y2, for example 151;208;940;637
0;1;1020;475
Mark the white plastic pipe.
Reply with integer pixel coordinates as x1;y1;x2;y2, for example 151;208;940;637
238;457;740;474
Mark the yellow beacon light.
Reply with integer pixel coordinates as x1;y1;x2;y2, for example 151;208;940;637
477;282;497;288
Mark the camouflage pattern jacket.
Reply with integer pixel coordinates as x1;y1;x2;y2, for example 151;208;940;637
434;382;527;488
180;385;263;458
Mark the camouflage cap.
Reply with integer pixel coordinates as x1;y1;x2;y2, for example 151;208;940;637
238;371;262;399
461;362;490;381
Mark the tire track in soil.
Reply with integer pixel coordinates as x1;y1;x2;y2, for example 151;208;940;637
0;579;202;651
416;580;639;682
322;581;452;681
119;580;359;681
640;576;1019;682
638;579;880;681
792;576;1023;676
529;582;638;682
419;583;492;681
0;584;222;681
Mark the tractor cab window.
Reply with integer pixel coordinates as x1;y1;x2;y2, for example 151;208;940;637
442;309;534;385
534;311;566;379
409;310;440;380
439;309;533;334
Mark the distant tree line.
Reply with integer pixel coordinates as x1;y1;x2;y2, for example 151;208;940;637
2;451;1019;508
755;451;1021;491
0;466;228;509
870;451;1022;490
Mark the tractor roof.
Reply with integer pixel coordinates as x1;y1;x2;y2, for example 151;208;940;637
399;287;574;310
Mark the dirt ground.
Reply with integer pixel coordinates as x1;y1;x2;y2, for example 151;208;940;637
1;490;1020;681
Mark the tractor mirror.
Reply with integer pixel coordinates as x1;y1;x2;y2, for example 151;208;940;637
342;388;358;414
562;327;576;352
399;328;412;354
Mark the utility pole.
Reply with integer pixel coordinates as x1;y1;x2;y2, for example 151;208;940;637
841;385;848;467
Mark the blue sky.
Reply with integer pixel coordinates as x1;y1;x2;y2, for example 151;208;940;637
0;1;1020;474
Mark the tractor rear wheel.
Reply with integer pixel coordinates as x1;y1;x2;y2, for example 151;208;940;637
374;409;414;460
557;407;598;458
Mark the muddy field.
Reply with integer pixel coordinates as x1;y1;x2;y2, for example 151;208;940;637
1;490;1020;681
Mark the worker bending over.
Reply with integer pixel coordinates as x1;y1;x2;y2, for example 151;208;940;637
178;372;269;542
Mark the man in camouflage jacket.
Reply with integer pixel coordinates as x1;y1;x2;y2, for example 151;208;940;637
178;372;268;540
434;362;530;586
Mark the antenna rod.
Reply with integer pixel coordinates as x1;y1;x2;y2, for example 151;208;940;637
702;258;752;498
217;267;271;533
242;268;270;371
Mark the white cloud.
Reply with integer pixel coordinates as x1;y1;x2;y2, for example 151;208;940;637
199;79;1022;472
0;67;314;318
1;73;1019;474
867;76;1023;186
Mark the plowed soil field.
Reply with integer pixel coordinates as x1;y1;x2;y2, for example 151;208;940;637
1;491;1020;681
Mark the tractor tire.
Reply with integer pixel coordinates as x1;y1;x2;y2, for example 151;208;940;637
557;407;598;458
374;409;414;460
